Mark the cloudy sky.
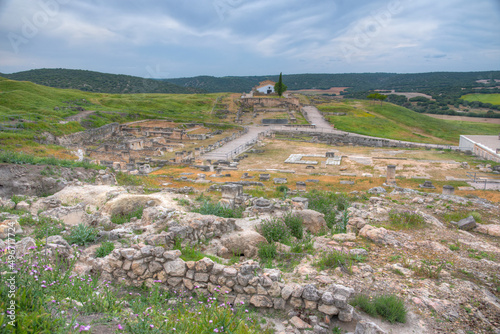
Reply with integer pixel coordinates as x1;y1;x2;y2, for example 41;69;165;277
0;0;499;78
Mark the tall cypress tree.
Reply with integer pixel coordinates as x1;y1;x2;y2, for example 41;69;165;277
274;72;287;97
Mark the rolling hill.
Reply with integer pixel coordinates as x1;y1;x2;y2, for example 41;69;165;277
164;71;500;93
0;77;218;137
3;68;203;94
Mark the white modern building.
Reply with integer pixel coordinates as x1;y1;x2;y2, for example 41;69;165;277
254;80;276;94
459;135;500;162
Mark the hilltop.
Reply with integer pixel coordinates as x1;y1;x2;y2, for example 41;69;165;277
2;68;203;94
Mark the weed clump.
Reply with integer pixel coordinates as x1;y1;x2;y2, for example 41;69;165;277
314;249;366;273
66;223;98;246
351;294;407;323
304;190;351;232
192;201;243;218
388;210;426;229
111;206;144;225
95;241;115;258
258;242;277;260
259;218;291;244
283;213;304;239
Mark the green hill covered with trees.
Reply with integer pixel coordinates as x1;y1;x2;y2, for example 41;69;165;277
3;69;203;94
164;71;500;94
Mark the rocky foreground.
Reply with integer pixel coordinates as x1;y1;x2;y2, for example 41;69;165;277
1;177;500;334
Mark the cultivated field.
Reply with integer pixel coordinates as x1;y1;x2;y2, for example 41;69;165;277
461;93;500;105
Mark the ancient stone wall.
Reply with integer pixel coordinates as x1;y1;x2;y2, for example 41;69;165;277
241;97;300;111
274;131;456;150
101;250;355;322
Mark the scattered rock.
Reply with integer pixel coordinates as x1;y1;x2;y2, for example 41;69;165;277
475;223;500;237
292;209;328;234
289;316;312;329
368;187;386;194
457;216;476;231
220;230;267;258
354;320;387;334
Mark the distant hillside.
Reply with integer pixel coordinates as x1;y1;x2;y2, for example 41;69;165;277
164;71;500;93
4;69;203;94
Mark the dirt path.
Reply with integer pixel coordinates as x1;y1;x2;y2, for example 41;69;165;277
302;105;334;129
65;110;97;122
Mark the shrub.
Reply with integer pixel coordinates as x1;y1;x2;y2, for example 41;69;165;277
111;206;144;225
192;201;243;218
258;242;277;260
258;218;290;244
305;190;351;229
275;185;289;193
314;249;365;273
11;195;26;205
95;241;115;258
283;213;303;239
388;210;426;229
66;223;98;246
351;294;407;323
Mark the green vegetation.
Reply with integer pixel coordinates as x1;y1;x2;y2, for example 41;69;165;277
257;215;313;269
367;92;387;104
173;241;223;264
319;100;499;144
111;206;144;225
0;244;269;333
304;190;350;232
258;218;291;244
274;72;288;97
115;171;144;186
283;213;304;239
0;77;219;149
257;242;278;260
388;210;427;229
4;68;201;94
164;71;500;94
192;201;243;218
314;249;366;273
413;260;446;279
65;223;99;246
462;93;500;105
443;211;482;223
351;294;407;323
0;151;104;170
95;241;115;258
18;215;65;239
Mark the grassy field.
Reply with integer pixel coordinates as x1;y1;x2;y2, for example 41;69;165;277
319;100;500;145
0;77;225;153
461;93;500;105
0;77;219;134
